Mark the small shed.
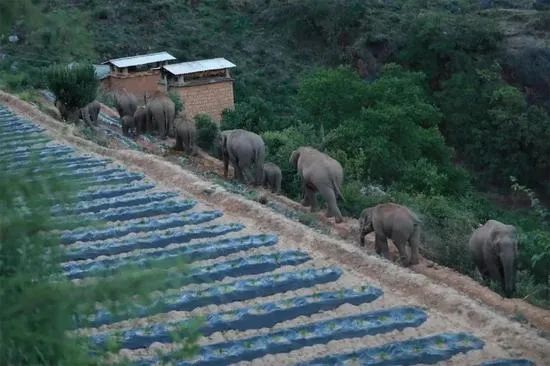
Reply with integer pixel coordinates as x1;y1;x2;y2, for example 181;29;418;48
101;51;176;100
161;57;236;123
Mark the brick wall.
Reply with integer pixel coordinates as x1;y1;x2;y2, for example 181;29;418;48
104;71;163;102
172;80;234;123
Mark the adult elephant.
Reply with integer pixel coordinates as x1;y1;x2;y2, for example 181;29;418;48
79;100;101;126
289;146;344;223
114;90;138;118
146;93;175;139
469;219;518;298
359;203;421;266
220;129;265;185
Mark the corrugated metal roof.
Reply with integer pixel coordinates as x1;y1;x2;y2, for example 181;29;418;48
163;58;236;75
103;52;176;68
94;64;110;80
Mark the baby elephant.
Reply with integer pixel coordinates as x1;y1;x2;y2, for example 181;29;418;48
359;203;421;266
121;115;135;137
469;219;518;298
174;117;197;155
263;162;282;193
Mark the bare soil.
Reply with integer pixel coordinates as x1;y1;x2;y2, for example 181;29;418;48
2;91;550;364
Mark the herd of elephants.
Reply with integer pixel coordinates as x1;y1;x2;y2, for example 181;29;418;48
76;90;520;299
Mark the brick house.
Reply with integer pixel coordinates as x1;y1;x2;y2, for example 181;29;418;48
101;51;176;101
160;58;236;123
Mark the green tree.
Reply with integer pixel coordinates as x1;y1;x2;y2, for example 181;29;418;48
46;63;99;121
325;64;464;195
195;114;219;154
297;67;368;138
221;96;283;134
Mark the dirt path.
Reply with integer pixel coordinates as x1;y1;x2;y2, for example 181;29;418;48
2;91;550;365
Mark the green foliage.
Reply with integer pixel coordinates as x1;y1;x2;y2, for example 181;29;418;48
437;67;550;193
221;96;285;133
0;155;200;364
46;63;98;119
399;10;501;85
169;91;184;115
195;114;219;153
297;67;368;135
325;64;464;195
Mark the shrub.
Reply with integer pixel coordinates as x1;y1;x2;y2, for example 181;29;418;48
221;97;284;134
45;63;98;121
297;66;368;136
0;156;200;364
195;114;219;154
169;91;184;115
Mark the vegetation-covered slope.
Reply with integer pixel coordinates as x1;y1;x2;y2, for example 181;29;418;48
2;0;550;307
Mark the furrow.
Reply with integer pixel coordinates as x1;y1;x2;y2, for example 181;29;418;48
61;210;223;244
296;332;484;366
62;234;277;276
53;191;178;215
134;307;428;366
90;286;382;351
77;267;342;328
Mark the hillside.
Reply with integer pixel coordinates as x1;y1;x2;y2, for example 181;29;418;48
2;0;550;306
2;90;550;365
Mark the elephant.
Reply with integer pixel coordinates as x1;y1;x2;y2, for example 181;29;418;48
146;93;175;139
121;115;135;137
220;129;265;185
174;116;197;155
134;106;148;135
79;100;101;126
359;203;421;266
263;162;282;194
114;90;138;118
289;146;344;223
469;219;518;298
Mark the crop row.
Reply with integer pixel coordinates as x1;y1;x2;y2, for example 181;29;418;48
297;332;484;366
63;234;278;277
135;307;428;366
67;248;308;285
62;199;197;225
78;267;342;327
64;222;244;261
61;210;222;244
91;285;383;351
73;182;155;202
53;191;179;215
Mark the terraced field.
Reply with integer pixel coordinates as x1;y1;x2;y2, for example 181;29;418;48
0;102;545;365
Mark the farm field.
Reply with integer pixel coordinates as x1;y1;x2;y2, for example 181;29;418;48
2;96;550;365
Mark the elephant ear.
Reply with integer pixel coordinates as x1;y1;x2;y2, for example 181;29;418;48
489;228;502;254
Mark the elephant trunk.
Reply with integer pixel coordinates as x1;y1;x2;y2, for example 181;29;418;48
501;255;516;298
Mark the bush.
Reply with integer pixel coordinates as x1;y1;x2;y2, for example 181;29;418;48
297;66;368;136
169;91;184;115
46;63;98;120
195;114;219;154
221;96;285;134
0;156;200;364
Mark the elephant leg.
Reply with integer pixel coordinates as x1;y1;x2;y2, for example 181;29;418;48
409;228;421;265
393;239;410;266
301;183;310;206
175;135;183;151
375;233;390;260
303;186;316;209
485;255;504;288
318;185;343;223
307;188;319;212
223;157;229;179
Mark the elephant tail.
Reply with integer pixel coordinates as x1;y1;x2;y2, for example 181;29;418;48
333;180;345;202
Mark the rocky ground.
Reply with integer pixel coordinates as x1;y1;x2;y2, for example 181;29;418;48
1;91;549;365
